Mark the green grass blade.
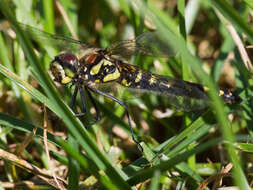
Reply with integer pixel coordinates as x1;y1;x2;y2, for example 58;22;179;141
0;33;32;122
149;170;161;190
243;0;253;9
67;135;81;190
127;137;222;185
43;0;55;33
0;112;58;146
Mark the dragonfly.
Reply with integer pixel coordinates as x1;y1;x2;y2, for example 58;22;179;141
19;23;242;150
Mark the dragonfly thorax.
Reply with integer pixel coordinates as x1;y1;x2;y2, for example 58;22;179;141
81;55;121;84
50;53;78;84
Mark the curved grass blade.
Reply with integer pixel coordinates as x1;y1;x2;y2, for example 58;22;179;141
0;112;58;147
0;64;57;113
127;137;223;185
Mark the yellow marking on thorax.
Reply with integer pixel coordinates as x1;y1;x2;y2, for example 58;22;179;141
135;71;142;83
103;60;113;66
103;69;120;82
121;79;132;87
83;67;87;72
149;75;157;85
90;61;103;75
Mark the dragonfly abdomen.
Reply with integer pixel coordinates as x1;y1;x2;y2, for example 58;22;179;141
118;63;208;100
118;62;241;111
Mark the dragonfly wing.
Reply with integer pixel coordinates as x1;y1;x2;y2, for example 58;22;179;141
18;23;94;55
89;81;209;112
107;31;176;60
128;86;209;112
163;92;209;111
149;76;210;111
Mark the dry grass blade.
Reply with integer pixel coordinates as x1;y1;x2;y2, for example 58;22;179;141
43;104;64;190
16;127;37;156
215;8;253;73
0;181;40;189
226;22;253;72
197;163;233;190
55;0;78;40
0;149;67;189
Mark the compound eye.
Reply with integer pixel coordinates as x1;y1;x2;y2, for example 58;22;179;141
59;53;78;69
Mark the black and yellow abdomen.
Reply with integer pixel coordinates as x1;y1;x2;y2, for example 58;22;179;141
117;62;241;111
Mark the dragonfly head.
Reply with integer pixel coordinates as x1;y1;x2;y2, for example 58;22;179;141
50;53;78;84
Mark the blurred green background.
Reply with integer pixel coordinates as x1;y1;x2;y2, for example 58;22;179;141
0;0;252;189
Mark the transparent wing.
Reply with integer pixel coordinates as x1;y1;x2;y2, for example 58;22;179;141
106;31;176;60
18;23;95;54
88;81;209;112
125;82;209;112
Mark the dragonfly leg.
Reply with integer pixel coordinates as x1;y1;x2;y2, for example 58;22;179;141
69;86;79;110
84;86;101;128
69;85;87;117
87;86;143;152
74;86;87;117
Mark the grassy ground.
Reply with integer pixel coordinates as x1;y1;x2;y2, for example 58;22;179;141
0;0;252;189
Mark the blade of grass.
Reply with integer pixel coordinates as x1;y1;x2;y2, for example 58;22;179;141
0;112;58;146
156;110;209;154
185;0;201;34
43;0;55;33
166;123;212;158
0;64;60;116
127;137;222;185
243;0;253;9
0;33;32;122
211;32;235;81
178;0;186;39
67;134;80;190
177;1;197;173
149;170;161;190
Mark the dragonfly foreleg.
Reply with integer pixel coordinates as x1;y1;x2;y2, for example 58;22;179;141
75;86;87;117
85;86;101;128
87;85;143;152
69;86;78;110
69;86;87;117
